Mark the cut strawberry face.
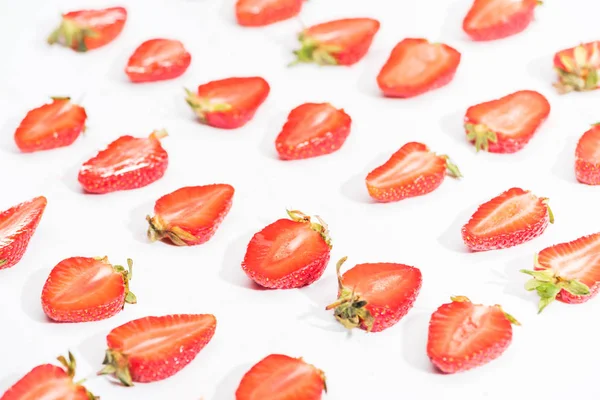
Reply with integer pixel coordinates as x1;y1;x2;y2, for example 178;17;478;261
366;142;461;202
464;90;550;153
0;196;47;270
427;296;519;374
147;184;234;246
326;257;422;333
576;124;600;185
235;0;303;27
1;352;95;400
553;41;600;93
47;7;127;52
462;0;539;41
126;39;191;83
275;103;352;160
377;38;461;98
291;18;380;66
78;130;169;194
185;77;270;129
235;354;327;400
14;97;87;153
41;257;136;323
521;232;600;312
462;187;553;252
101;314;216;385
241;210;332;289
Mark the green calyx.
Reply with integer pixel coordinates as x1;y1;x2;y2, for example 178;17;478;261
451;296;521;325
98;349;133;387
146;214;198;246
95;256;137;305
325;257;374;331
440;155;462;178
50;96;71;102
521;258;590;313
47;17;99;52
554;43;600;93
465;123;497;152
57;351;99;399
289;33;342;67
0;259;6;267
184;88;232;122
286;209;332;248
541;198;555;224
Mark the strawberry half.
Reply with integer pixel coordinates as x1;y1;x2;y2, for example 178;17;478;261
575;124;600;185
462;187;553;252
241;210;332;289
275;102;351;160
427;296;520;374
291;18;380;66
377;38;461;98
147;184;234;246
235;0;303;27
125;39;191;83
235;354;326;400
521;232;600;312
41;257;136;323
47;7;127;52
462;0;539;41
464;90;550;153
78;130;169;194
14;97;87;153
365;142;462;202
185;77;270;129
553;41;600;93
0;352;96;400
0;196;47;270
100;314;216;386
326;257;422;332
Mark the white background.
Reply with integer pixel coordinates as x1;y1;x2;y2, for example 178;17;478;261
1;0;599;399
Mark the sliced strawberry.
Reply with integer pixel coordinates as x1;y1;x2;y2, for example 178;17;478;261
47;7;127;52
275;103;351;160
326;257;422;333
377;38;461;98
147;184;234;246
464;90;550;153
235;0;303;27
241;210;332;289
427;296;519;374
575;124;600;184
78;130;169;194
100;314;216;385
14;97;87;153
185;77;270;129
0;196;47;270
235;354;326;400
521;232;600;312
462;0;539;41
1;352;96;400
365;142;461;202
462;187;553;251
553;41;600;93
291;18;380;66
125;39;191;83
41;256;136;322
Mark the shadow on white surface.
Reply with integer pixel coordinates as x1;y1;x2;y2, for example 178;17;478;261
439;0;471;43
297;274;347;333
0;373;20;394
217;0;238;26
259;111;287;160
552;139;577;183
356;50;385;98
437;201;476;254
128;199;155;244
78;329;107;370
526;53;554;85
0;117;21;154
502;254;537;304
213;362;252;399
439;109;468;148
401;311;437;373
20;268;50;323
60;159;86;195
340;152;390;204
219;231;267;290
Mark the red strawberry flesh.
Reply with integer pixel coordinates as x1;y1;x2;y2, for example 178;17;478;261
0;364;88;400
126;39;191;83
576;125;600;185
462;0;538;41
